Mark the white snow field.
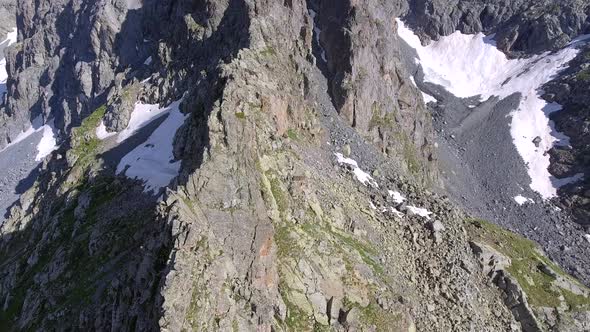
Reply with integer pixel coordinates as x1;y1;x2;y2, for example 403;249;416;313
96;102;172;142
117;103;170;143
397;19;588;199
95;121;116;140
116;100;187;193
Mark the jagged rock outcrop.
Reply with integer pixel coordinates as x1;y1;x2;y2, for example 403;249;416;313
404;0;590;56
0;0;152;148
543;45;590;227
469;219;590;331
316;0;437;184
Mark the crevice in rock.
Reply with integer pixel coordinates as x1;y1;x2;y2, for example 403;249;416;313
305;0;353;120
326;296;334;324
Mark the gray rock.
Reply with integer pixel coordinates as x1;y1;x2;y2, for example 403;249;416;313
404;0;590;56
342;144;351;157
74;191;92;220
103;83;141;132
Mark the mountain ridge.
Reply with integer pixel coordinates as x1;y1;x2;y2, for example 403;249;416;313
0;0;589;331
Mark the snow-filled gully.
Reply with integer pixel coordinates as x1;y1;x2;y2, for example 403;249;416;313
397;19;589;199
97;100;187;194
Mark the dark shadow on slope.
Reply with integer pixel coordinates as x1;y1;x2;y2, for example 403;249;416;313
13;168;39;196
306;0;330;78
312;0;354;119
0;0;251;329
100;113;168;169
167;0;252;181
3;166;39;220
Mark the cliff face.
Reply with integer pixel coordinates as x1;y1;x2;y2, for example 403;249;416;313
543;46;590;226
405;0;590;56
0;0;589;331
317;0;436;183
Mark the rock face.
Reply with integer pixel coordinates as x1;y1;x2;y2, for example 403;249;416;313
404;0;590;56
468;220;590;332
0;0;152;148
0;0;589;331
316;0;437;183
0;0;14;37
470;242;542;331
543;45;590;227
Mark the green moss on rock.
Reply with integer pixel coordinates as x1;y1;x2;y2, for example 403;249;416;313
467;218;590;311
70;105;107;169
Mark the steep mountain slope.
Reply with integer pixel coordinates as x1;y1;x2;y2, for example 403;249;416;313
0;0;589;331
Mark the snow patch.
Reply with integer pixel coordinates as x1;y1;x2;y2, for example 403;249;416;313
3;27;17;46
335;152;358;168
36;120;58;161
116;100;186;193
0;28;61;161
353;168;378;187
421;92;437;104
0;115;58;160
406;205;432;220
584;234;590;244
95;102;170;142
0;27;18;96
514;195;534;205
397;19;587;199
96;121;116;140
552;173;584;187
0;117;40;153
334;153;378;188
569;34;590;45
388;190;406;204
116;103;170;143
409;76;437;104
126;0;143;10
382;207;405;218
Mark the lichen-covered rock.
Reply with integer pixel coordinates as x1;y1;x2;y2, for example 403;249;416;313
468;219;590;331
